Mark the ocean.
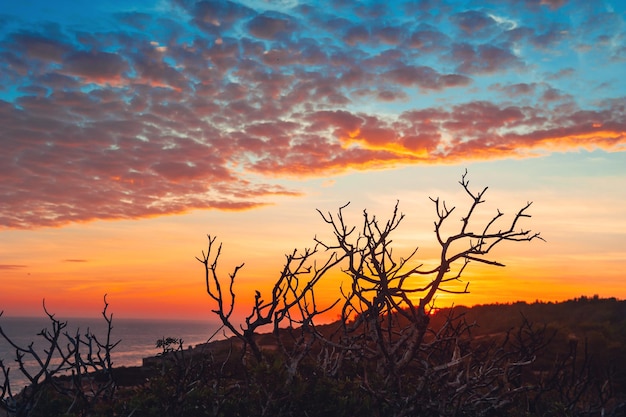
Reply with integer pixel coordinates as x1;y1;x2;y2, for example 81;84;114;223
0;316;223;392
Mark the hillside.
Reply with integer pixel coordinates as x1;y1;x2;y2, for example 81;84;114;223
4;297;626;416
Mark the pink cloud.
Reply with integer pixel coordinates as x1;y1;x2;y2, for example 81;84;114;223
440;74;472;88
376;89;408;101
451;10;497;36
384;64;470;90
189;0;254;31
12;32;70;62
492;82;537;97
407;27;450;52
384;65;439;88
63;51;128;84
131;48;188;91
373;26;402;45
246;14;295;40
452;43;523;74
343;25;370;46
1;0;624;230
307;110;363;135
2;84;625;229
530;27;568;49
526;0;567;10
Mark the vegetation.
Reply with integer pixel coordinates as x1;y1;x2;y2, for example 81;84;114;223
0;296;118;416
1;173;625;416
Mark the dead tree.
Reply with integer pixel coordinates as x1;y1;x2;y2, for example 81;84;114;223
198;171;544;415
0;295;119;417
197;237;343;371
312;170;543;389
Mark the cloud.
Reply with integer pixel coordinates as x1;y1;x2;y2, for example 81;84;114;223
385;65;438;88
545;68;575;80
62;51;129;85
406;26;450;52
529;26;568;50
450;10;498;37
246;13;296;39
0;264;28;270
343;24;370;45
11;32;71;62
0;0;624;229
373;25;402;45
451;43;523;74
186;0;254;31
522;0;567;10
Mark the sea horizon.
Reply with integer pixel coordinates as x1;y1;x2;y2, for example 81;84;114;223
0;316;224;392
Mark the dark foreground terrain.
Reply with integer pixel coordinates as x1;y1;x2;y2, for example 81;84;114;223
3;296;626;417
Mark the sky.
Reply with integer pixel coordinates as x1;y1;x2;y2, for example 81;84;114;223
0;0;625;321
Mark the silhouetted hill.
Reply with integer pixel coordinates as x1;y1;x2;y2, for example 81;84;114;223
155;296;626;377
427;296;626;391
435;296;626;339
434;297;626;359
8;297;625;416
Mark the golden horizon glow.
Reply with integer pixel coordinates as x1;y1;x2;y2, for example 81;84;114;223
2;159;625;321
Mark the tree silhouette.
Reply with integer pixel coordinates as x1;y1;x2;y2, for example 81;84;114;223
3;172;624;416
0;296;118;416
197;171;549;415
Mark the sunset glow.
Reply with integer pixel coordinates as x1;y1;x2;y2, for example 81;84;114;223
0;0;625;320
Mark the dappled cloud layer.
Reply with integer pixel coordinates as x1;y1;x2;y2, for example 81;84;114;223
1;0;625;228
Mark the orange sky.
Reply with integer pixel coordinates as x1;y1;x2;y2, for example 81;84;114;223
2;159;625;321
